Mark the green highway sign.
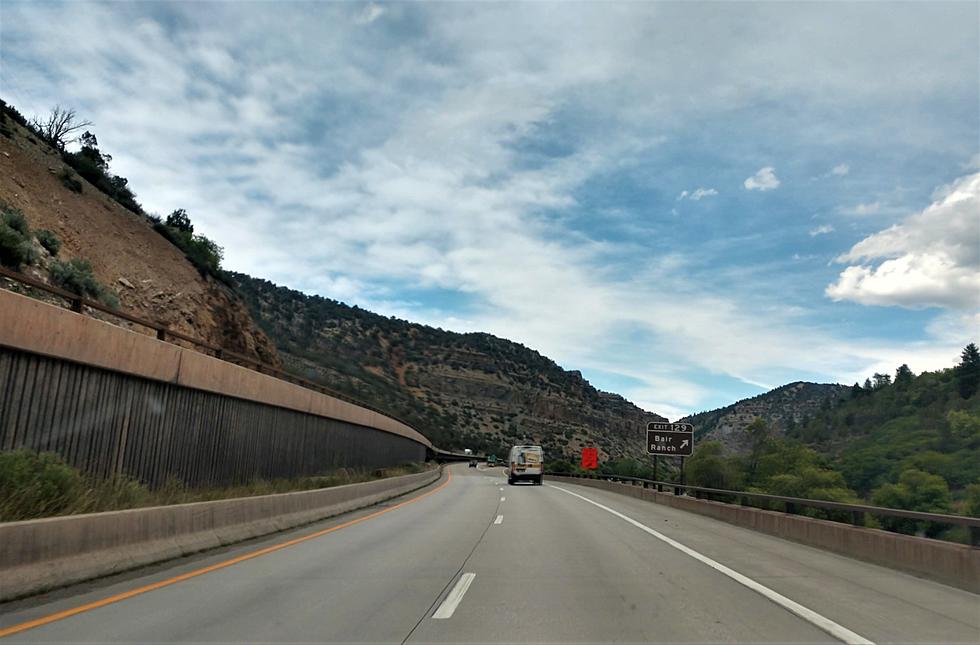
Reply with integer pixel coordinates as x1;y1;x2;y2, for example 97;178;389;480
646;422;694;457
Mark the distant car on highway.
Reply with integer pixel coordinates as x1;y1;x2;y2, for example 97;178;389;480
468;459;477;468
507;445;543;485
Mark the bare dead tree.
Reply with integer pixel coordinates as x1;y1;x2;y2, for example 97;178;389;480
30;105;93;151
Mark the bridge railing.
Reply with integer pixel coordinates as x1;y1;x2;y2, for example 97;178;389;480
547;471;980;546
0;266;423;437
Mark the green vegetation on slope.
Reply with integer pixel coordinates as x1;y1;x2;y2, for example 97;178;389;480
0;205;38;268
0;449;430;521
680;347;980;537
0;203;119;307
152;209;225;279
1;100;225;281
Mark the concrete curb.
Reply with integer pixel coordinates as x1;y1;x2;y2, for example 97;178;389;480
0;468;442;602
549;476;980;594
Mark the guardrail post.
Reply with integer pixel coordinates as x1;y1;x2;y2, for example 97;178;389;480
971;526;980;548
785;502;796;515
156;328;166;341
71;297;83;313
851;511;865;527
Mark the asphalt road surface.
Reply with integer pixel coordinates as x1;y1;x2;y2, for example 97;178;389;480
0;464;977;644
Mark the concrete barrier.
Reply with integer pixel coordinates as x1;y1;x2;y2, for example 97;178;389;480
1;288;431;487
0;468;442;601
549;476;980;594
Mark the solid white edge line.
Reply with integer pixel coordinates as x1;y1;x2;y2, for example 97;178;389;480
548;485;875;645
432;572;476;619
494;514;503;524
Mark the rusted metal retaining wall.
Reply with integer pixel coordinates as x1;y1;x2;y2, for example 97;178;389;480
0;289;430;486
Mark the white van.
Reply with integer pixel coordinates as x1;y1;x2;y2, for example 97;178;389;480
508;445;544;485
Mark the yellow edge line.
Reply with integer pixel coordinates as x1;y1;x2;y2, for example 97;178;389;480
0;469;452;638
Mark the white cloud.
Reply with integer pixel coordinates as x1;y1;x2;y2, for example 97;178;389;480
743;166;780;191
831;163;850;176
3;2;976;417
839;201;881;215
356;4;386;24
827;172;980;309
677;187;717;201
809;224;834;236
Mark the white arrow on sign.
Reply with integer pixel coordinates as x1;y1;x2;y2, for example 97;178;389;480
680;440;690;449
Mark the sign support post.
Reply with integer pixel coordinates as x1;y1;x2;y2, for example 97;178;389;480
677;457;685;496
645;422;694;495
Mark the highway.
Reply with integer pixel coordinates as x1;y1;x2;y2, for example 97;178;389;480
0;464;977;644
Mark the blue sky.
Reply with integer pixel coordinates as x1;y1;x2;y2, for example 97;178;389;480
2;1;978;418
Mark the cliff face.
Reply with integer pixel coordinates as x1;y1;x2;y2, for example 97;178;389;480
681;381;850;453
233;274;665;458
0;118;279;365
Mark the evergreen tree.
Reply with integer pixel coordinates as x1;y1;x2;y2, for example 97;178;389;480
956;343;980;399
872;373;892;390
166;208;194;233
894;364;914;389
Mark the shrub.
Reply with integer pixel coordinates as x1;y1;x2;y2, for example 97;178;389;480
0;99;30;128
166;208;193;233
548;458;575;474
59;168;82;193
49;258;101;297
62;144;143;214
35;229;61;256
2;206;29;235
153;220;224;277
0;206;37;268
0;450;85;521
965;483;980;518
872;469;952;537
49;257;118;307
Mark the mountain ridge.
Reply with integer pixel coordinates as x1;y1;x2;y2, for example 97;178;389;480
681;381;850;453
231;273;666;458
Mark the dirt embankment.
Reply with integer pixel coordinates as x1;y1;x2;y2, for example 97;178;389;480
0;121;279;365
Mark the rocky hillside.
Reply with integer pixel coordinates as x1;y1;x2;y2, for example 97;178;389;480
0;111;278;364
232;274;665;458
681;382;850;453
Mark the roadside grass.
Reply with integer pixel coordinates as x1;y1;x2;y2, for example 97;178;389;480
0;449;431;522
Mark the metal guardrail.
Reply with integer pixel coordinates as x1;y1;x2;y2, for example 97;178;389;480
0;266;429;442
548;471;980;545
